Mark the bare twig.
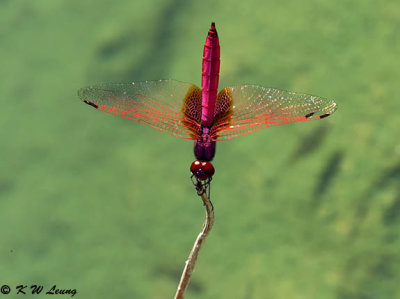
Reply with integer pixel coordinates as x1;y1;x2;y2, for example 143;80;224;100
174;182;214;299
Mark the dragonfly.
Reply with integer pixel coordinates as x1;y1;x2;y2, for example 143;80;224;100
78;22;337;187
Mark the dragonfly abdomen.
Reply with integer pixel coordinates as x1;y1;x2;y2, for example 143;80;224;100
201;22;220;128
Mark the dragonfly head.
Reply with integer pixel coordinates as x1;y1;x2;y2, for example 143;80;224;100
190;160;215;181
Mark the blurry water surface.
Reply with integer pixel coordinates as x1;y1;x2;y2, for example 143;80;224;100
1;1;399;298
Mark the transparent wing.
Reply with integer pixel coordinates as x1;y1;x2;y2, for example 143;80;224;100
211;85;337;140
78;80;202;139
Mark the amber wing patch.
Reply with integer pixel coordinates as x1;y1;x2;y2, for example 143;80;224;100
181;85;202;138
210;88;234;139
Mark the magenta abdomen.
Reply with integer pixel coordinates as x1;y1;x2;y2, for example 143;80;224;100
201;22;220;128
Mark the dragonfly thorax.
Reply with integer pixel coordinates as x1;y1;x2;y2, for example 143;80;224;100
194;127;216;161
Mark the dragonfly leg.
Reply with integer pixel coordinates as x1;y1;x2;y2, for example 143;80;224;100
190;174;212;199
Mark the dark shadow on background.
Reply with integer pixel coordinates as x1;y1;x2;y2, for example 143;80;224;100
347;163;400;240
312;150;344;204
124;0;187;81
289;125;330;164
371;163;400;191
243;282;254;299
0;179;13;195
97;33;133;59
354;163;400;223
384;188;400;225
92;0;187;82
338;244;397;299
336;285;379;299
340;165;400;299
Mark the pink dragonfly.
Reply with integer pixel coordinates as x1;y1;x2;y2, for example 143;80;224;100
79;22;337;184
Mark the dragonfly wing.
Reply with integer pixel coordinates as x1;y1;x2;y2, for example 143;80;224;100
78;80;202;139
212;85;337;140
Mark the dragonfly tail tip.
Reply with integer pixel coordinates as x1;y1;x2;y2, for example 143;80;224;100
209;22;217;36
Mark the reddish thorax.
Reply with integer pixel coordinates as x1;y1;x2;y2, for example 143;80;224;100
201;22;220;128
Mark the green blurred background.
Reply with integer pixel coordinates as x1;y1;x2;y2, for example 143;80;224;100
1;0;399;298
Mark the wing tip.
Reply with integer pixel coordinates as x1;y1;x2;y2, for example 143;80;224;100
77;86;91;99
77;87;98;109
305;101;337;119
323;100;338;117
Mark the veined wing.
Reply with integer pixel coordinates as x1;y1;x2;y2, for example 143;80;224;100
78;80;202;139
211;85;337;140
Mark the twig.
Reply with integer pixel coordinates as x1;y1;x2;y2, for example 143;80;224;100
174;182;214;299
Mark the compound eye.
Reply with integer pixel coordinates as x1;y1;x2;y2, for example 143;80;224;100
190;160;215;180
